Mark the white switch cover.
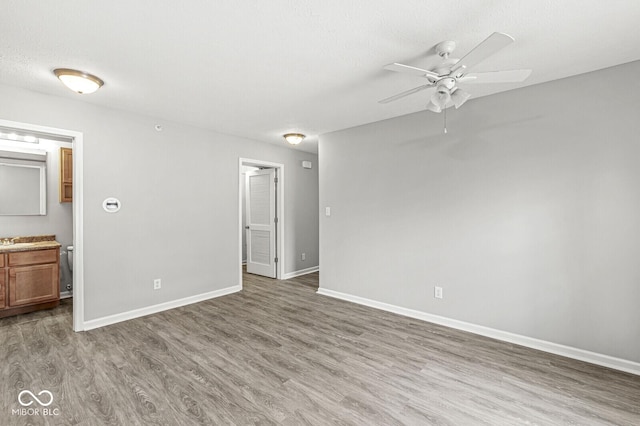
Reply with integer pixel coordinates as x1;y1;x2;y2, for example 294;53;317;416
434;286;443;299
325;207;331;216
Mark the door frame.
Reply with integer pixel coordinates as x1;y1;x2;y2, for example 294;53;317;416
0;118;84;332
238;158;285;284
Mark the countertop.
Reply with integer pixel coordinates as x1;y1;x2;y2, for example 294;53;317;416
0;235;61;254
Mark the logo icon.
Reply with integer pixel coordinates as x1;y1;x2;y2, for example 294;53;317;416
18;390;53;407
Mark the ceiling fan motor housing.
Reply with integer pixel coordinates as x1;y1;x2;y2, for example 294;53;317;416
437;77;456;90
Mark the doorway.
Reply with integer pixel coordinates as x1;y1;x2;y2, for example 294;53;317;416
245;167;277;277
0;118;84;331
238;158;285;284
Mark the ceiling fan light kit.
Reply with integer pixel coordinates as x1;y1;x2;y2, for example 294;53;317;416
425;102;442;113
451;88;471;109
431;86;451;109
380;32;532;119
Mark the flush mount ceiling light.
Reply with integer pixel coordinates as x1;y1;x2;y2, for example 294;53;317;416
283;133;305;145
53;68;104;94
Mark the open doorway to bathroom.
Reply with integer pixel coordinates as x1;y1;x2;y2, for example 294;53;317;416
238;158;285;285
0;119;84;331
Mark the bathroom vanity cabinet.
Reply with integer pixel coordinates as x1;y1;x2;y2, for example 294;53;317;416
0;255;5;310
0;241;60;318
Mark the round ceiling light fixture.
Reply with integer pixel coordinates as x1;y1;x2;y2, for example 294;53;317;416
283;133;305;145
53;68;104;94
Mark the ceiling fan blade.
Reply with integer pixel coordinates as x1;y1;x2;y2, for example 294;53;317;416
460;69;532;83
378;84;434;104
450;32;515;73
383;63;440;80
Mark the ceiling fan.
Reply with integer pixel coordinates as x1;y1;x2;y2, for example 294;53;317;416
380;32;532;113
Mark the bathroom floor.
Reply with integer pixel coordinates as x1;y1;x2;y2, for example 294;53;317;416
0;297;72;329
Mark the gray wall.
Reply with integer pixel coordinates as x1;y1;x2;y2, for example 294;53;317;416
0;139;73;293
0;83;318;322
319;60;640;363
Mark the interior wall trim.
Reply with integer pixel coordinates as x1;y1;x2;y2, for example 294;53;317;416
282;266;319;280
316;287;640;376
83;285;242;331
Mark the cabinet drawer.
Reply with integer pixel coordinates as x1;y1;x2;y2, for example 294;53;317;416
0;253;5;268
9;264;59;306
8;249;58;266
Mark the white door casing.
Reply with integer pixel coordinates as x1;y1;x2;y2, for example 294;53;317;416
0;118;84;331
245;169;277;278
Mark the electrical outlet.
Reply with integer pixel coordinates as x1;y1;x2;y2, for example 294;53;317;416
153;279;162;290
301;253;306;261
434;286;443;299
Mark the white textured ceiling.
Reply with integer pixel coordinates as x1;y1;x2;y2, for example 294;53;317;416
2;1;640;153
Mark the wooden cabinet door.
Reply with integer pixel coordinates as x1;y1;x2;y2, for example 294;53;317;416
61;148;73;183
0;269;6;309
59;147;73;202
8;263;59;306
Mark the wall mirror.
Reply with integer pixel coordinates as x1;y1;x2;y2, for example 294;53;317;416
0;149;47;215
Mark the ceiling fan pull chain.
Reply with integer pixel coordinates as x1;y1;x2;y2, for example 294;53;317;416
444;106;448;134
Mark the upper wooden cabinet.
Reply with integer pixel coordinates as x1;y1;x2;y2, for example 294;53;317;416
59;147;73;203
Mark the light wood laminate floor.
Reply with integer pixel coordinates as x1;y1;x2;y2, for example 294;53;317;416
1;270;639;425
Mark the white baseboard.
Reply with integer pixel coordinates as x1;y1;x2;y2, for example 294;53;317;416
83;285;242;331
60;291;73;299
316;287;640;376
283;266;319;280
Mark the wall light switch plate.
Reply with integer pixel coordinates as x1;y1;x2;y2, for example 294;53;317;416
325;207;331;217
434;286;443;299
